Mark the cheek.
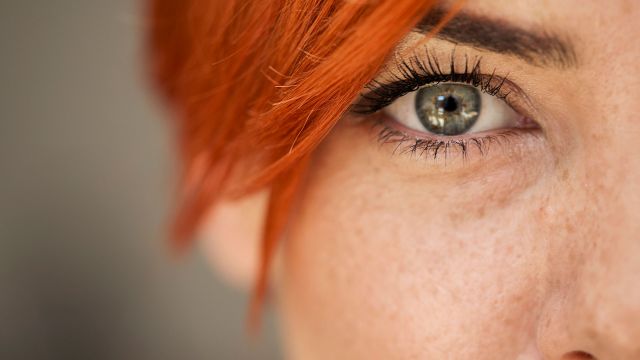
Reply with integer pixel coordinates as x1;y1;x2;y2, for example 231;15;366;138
277;122;556;359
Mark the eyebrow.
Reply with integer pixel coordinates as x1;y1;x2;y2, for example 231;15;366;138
416;8;578;68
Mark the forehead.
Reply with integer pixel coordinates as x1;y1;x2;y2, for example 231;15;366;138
456;0;632;15
449;0;635;27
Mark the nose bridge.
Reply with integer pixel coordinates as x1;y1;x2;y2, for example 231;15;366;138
546;121;640;358
536;5;640;356
579;218;640;355
589;130;640;252
537;118;640;358
584;137;640;355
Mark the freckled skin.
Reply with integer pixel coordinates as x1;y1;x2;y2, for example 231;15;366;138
267;1;640;359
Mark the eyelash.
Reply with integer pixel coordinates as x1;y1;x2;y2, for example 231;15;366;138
371;118;523;161
350;49;528;161
351;50;511;114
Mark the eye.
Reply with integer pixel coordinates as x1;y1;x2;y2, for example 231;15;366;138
383;83;521;136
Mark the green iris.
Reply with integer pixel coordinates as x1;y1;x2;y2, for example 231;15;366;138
414;83;481;136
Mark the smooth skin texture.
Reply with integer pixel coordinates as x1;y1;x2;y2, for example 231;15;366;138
204;1;640;359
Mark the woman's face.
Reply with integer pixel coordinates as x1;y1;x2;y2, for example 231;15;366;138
268;1;640;359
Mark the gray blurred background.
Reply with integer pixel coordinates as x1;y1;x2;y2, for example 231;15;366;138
0;1;280;359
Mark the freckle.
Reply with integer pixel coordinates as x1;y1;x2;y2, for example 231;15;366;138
505;244;514;256
535;206;547;223
448;210;461;223
353;223;365;240
475;205;486;218
564;220;575;234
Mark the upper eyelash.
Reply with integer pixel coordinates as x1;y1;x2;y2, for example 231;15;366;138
350;49;511;114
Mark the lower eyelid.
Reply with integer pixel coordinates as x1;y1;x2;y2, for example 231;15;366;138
369;112;543;164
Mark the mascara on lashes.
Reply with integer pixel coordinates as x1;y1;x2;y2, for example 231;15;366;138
350;49;512;115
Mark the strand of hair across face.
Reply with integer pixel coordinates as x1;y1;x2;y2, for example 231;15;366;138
148;0;459;334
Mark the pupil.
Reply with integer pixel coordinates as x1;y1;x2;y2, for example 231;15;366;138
441;95;458;112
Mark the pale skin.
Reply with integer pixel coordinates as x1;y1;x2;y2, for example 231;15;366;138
202;1;640;359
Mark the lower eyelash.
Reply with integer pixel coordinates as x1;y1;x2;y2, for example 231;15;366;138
373;118;521;162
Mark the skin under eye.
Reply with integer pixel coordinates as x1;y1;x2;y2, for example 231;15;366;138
384;82;522;137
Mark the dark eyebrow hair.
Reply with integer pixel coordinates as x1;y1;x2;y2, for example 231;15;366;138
416;8;578;68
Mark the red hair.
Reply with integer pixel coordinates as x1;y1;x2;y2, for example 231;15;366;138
148;0;457;330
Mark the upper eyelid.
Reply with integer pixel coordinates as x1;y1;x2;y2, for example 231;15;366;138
350;48;538;119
